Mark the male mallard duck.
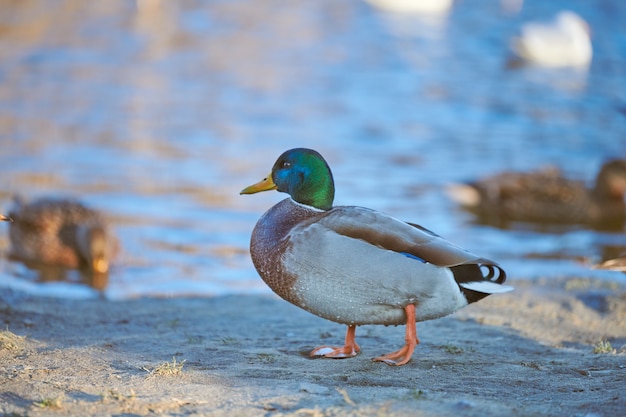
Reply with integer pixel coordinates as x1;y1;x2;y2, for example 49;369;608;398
7;197;117;285
510;11;592;68
447;159;626;228
241;148;512;366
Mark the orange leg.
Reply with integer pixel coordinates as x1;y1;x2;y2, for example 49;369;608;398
373;304;419;366
310;325;360;359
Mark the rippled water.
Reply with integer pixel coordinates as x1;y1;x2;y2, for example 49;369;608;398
0;0;624;299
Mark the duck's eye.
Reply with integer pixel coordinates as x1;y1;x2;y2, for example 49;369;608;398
281;161;291;169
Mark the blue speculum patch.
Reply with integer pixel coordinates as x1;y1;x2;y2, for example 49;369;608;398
401;252;426;263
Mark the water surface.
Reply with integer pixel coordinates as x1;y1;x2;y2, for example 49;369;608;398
0;0;624;299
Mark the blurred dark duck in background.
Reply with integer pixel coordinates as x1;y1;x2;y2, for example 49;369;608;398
7;197;118;291
447;159;626;229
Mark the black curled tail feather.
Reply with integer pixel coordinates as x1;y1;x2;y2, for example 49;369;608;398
477;261;507;284
451;260;507;304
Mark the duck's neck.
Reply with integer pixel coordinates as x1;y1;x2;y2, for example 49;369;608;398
290;198;326;213
294;176;334;210
287;163;335;210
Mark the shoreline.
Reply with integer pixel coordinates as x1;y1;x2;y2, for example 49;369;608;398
1;276;625;416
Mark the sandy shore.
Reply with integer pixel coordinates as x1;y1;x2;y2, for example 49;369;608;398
1;276;625;416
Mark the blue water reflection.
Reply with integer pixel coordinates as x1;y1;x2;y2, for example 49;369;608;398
0;0;624;299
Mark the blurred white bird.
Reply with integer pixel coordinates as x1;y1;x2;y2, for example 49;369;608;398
363;0;453;15
511;11;592;68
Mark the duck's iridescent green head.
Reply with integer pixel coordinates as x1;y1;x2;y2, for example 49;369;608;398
241;148;335;210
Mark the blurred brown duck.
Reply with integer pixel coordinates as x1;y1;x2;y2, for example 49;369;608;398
7;197;117;285
447;159;626;228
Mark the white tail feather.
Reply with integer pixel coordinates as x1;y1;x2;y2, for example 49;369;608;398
460;281;514;294
445;183;481;207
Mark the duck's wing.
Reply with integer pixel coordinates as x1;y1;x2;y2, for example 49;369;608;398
499;173;591;221
466;170;587;213
11;198;105;227
315;206;500;270
502;170;584;199
8;200;47;231
308;206;509;300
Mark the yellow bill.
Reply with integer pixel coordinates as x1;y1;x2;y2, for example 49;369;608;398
240;173;277;194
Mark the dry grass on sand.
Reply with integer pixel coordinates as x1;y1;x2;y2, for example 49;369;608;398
1;276;625;416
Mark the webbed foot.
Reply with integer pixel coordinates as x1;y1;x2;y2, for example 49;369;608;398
372;304;419;366
310;325;360;359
